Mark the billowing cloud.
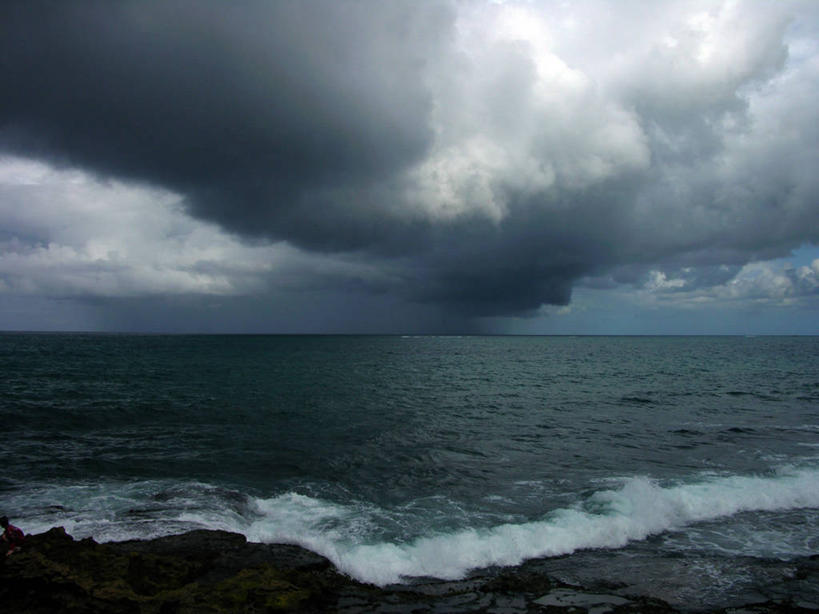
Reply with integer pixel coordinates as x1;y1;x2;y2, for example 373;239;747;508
1;0;818;327
0;157;400;301
639;259;819;306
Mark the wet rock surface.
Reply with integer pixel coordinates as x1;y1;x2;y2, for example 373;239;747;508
0;528;817;613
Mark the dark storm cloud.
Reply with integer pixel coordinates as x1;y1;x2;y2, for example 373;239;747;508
0;0;447;244
2;0;818;320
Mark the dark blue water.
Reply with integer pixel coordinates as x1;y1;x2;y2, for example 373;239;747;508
1;334;818;608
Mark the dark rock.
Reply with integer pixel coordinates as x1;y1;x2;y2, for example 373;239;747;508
0;527;346;613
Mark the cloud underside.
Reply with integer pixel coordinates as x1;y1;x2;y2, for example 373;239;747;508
1;0;818;319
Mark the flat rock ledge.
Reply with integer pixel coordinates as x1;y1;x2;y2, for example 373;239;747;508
0;527;816;614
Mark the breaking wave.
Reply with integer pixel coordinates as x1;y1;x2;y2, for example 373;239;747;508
11;467;819;586
242;467;819;585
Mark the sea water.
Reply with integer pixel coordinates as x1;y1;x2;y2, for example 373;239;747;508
1;334;817;608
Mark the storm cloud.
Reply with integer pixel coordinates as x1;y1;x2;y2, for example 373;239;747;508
1;0;818;323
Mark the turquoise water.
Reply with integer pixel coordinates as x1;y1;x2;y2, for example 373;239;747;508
1;334;818;606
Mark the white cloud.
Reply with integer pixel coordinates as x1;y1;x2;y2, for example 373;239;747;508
632;257;819;308
406;1;651;222
645;271;687;292
0;157;390;299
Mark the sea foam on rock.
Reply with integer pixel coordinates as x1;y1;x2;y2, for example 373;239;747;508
0;527;347;613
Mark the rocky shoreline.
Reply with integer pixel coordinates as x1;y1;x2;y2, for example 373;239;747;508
1;527;817;613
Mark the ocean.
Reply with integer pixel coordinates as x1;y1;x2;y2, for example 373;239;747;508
1;334;817;609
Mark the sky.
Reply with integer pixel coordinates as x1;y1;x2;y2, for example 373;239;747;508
1;0;818;334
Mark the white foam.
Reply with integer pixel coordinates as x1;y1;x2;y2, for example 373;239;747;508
236;468;819;585
12;468;819;586
8;479;243;543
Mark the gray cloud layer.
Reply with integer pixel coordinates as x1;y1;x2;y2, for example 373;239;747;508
2;0;818;319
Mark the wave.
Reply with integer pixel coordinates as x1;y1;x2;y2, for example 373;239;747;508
10;468;819;586
237;468;819;585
